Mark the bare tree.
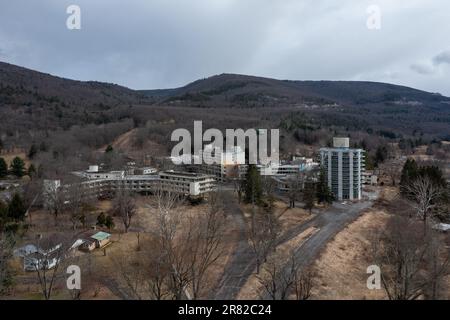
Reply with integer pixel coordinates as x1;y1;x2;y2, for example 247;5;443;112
257;258;283;300
145;248;172;300
257;252;295;300
43;181;64;226
373;215;448;300
286;172;304;208
115;239;171;300
423;229;450;299
234;179;243;203
66;183;86;230
261;175;276;198
405;176;442;230
153;189;191;299
292;269;313;300
33;233;74;300
379;159;401;186
257;250;313;300
248;205;281;274
21;178;43;225
0;233;15;295
113;190;136;233
189;191;226;299
151;188;226;300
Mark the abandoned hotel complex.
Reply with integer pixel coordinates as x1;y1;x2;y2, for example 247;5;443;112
43;138;367;205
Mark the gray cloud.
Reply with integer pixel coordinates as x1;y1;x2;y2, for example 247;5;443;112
0;0;450;95
410;63;435;75
410;49;450;76
433;50;450;66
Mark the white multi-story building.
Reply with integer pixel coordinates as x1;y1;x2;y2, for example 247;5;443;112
237;157;318;179
43;166;216;206
185;144;245;181
73;165;125;180
319;137;365;201
171;143;318;182
159;170;216;196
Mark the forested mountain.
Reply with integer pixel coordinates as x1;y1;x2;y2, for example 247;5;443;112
1;61;450;153
140;73;450;109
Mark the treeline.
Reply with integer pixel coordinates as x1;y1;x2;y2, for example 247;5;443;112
372;159;449;300
0;156;35;179
0;194;27;234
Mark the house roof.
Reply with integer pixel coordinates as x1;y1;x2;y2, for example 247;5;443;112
91;231;111;241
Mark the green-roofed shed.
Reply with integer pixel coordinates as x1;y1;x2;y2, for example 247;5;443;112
91;231;111;248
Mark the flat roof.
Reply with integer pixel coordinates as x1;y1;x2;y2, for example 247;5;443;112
91;231;111;241
319;147;364;152
160;170;213;178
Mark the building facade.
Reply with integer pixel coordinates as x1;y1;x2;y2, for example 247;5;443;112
159;171;216;196
43;166;216;207
319;138;365;201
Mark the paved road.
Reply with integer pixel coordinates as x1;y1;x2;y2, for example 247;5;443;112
262;200;373;299
212;192;376;300
211;190;255;299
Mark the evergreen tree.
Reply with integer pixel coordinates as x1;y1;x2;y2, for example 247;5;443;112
374;145;388;167
105;145;114;153
104;215;115;230
27;164;36;179
0;158;7;178
10;157;25;178
243;164;263;204
0;231;15;293
96;212;107;227
79;213;86;229
7;194;26;221
316;168;334;204
303;180;316;214
400;159;418;196
364;151;375;170
400;159;446;199
418;165;446;188
0;201;8;231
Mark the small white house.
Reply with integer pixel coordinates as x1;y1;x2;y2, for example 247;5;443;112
24;252;60;271
16;243;63;271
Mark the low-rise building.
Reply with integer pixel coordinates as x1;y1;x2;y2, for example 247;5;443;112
43;165;217;206
362;170;378;186
79;231;111;251
15;242;63;271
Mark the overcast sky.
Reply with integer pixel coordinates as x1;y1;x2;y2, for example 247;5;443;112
1;0;449;95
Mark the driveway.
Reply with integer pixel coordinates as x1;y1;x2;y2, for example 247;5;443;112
212;191;376;300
